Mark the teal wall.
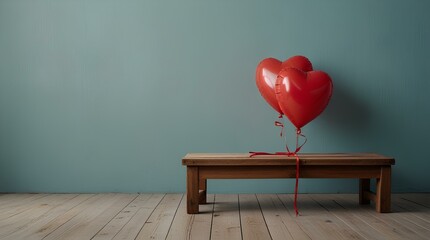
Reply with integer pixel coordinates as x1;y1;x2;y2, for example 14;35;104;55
1;0;429;193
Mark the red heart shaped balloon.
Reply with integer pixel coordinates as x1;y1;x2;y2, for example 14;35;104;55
282;55;313;72
256;56;313;115
256;58;283;114
275;68;333;129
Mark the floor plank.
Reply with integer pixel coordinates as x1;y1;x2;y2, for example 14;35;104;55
166;194;214;240
0;194;50;220
16;194;105;240
239;194;272;240
134;193;183;240
279;194;366;240
43;194;136;240
211;194;242;240
399;193;430;208
392;195;430;223
311;194;392;240
91;194;151;240
390;201;430;237
257;194;310;240
0;194;47;210
0;194;78;238
3;194;94;240
112;194;165;240
0;194;73;224
0;193;429;240
340;194;430;239
334;194;428;240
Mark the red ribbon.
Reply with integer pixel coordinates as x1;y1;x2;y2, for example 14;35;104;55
249;128;307;216
274;121;284;137
275;114;284;137
292;152;300;216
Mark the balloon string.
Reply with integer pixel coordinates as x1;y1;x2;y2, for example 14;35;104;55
249;128;307;216
274;115;284;137
274;121;284;137
295;129;307;153
292;151;300;216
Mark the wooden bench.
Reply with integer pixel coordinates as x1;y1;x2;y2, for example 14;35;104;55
182;153;395;214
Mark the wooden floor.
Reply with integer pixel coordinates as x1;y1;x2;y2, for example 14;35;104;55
0;193;429;240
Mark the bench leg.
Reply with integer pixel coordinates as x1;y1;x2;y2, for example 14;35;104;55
199;178;207;204
359;179;370;204
376;166;391;213
187;167;199;214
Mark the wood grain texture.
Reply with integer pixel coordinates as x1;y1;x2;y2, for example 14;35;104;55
392;194;430;222
398;194;430;208
0;194;79;239
278;194;366;240
199;178;207;204
92;194;151;240
198;165;382;179
43;194;136;240
389;200;430;238
335;194;427;240
135;193;182;240
1;194;93;240
0;194;50;220
183;153;395;166
257;194;310;240
238;194;272;240
112;194;165;240
166;194;214;240
376;166;391;213
312;194;393;240
0;194;48;213
211;194;242;240
17;194;104;240
187;167;199;214
0;193;428;240
184;153;393;213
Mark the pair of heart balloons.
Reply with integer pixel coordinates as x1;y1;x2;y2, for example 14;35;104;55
256;56;333;129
